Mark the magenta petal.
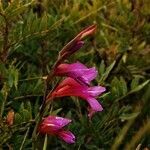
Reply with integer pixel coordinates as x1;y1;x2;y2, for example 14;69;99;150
75;67;97;85
86;97;103;118
80;67;97;83
86;97;103;112
56;62;88;72
88;86;106;97
54;62;97;85
40;116;71;132
58;130;75;144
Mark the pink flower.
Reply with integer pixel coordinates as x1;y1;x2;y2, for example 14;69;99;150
38;116;75;144
54;62;97;85
47;78;106;117
58;24;96;61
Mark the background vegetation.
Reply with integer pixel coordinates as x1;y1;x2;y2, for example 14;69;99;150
0;0;150;149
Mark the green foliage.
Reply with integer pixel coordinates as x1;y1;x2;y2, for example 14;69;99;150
0;0;150;149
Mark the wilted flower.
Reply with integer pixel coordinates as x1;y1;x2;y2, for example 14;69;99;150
6;109;14;126
38;116;75;144
47;77;106;117
54;62;97;85
58;24;96;62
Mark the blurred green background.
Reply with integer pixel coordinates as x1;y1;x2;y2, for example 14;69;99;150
0;0;150;149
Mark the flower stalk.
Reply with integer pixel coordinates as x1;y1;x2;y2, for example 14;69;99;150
32;24;106;148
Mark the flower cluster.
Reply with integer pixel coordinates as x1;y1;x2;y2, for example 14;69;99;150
38;25;106;144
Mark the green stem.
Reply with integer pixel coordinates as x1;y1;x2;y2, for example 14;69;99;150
0;87;8;120
31;44;67;149
32;107;45;150
19;127;30;150
43;134;48;150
